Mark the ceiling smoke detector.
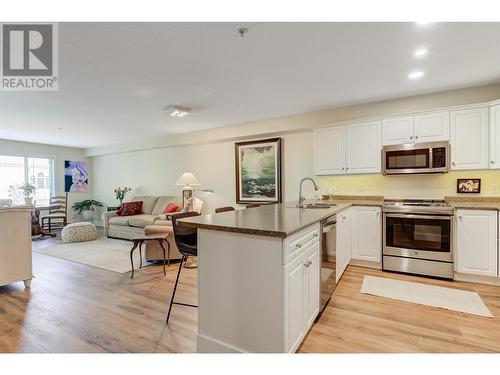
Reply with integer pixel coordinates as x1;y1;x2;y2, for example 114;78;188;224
237;27;248;37
164;105;191;118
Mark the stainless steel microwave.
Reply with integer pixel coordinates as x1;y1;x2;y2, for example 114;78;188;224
382;141;449;175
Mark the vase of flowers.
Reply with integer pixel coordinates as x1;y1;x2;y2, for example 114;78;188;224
114;187;132;207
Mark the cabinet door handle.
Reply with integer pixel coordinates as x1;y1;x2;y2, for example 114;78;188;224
313;233;318;238
452;161;456;165
346;167;349;170
410;136;413;140
303;261;310;268
296;243;302;249
458;216;462;219
491;161;495;164
415;135;419;140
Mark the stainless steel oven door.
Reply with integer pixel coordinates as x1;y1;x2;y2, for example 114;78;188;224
383;213;453;262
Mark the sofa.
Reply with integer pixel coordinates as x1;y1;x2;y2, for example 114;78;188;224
103;195;182;261
103;195;204;262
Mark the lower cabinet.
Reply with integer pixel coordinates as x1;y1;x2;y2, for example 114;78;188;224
336;208;352;281
456;209;498;277
284;240;320;352
351;206;382;263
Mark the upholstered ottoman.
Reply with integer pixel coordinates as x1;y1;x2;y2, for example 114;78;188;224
61;222;97;243
144;225;182;261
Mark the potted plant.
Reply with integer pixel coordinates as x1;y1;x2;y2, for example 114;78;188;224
114;187;132;206
72;199;104;221
12;183;37;205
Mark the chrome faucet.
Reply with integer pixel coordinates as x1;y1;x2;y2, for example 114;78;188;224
298;177;319;207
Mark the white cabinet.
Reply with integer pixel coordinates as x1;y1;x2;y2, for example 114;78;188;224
0;208;33;288
351;206;382;263
284;239;320;352
450;107;489;170
304;244;320;327
414;111;450;143
314;126;346;175
456;209;498;277
346;121;382;174
336;208;352;281
489;104;500;169
382;112;449;145
381;116;414;145
314;121;381;175
285;253;307;351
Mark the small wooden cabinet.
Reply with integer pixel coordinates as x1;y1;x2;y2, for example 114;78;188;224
456;209;498;277
351;206;382;263
450;107;489;170
0;207;33;288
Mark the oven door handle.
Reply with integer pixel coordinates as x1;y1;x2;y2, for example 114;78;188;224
385;213;452;220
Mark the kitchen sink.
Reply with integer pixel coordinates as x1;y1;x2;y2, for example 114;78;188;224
296;203;337;209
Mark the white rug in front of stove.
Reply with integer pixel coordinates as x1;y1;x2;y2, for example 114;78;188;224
360;275;493;318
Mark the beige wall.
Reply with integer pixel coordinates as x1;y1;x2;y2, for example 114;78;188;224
92;132;315;216
0;139;92;221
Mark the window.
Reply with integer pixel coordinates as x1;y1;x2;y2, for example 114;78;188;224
0;155;54;205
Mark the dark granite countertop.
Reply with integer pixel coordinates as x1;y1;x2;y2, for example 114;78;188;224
179;201;352;238
179;197;385;238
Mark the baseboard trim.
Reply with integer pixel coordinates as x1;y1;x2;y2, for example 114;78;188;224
454;272;500;286
350;259;382;269
196;334;244;353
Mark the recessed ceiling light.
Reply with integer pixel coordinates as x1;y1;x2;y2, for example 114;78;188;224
416;21;432;26
164;105;191;118
408;71;424;80
414;48;428;58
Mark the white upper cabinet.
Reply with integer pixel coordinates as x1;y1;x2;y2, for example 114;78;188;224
450;107;489;170
456;209;498;277
381;112;450;145
314;121;381;176
489;104;500;169
381;116;414;145
314;126;346;175
413;111;450;143
346;121;382;174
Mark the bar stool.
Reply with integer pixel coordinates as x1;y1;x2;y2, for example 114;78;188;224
166;211;201;323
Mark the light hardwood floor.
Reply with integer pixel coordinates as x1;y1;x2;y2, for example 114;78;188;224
1;236;499;352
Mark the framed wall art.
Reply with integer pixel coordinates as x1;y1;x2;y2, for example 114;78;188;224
235;137;282;204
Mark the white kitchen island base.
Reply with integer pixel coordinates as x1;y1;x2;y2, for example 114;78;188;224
196;224;321;353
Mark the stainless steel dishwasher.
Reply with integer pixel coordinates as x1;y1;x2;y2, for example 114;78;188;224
319;214;337;315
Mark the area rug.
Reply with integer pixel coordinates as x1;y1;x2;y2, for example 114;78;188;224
361;275;493;318
33;237;147;274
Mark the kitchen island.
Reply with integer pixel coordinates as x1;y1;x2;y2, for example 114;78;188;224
179;202;353;353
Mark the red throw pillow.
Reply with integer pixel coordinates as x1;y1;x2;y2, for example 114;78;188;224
162;203;178;214
116;201;144;216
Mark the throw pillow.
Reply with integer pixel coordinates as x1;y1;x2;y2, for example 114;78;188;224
162;202;178;214
117;201;144;216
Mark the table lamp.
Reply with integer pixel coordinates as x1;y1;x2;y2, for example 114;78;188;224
175;172;201;208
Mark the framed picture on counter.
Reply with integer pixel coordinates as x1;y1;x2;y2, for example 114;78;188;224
457;178;481;194
235;137;282;204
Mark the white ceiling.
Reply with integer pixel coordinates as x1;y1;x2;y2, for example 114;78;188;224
1;22;500;148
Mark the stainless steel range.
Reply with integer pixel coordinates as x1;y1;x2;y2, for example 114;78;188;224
383;199;454;279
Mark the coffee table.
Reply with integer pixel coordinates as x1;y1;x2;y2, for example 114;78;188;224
130;234;170;279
